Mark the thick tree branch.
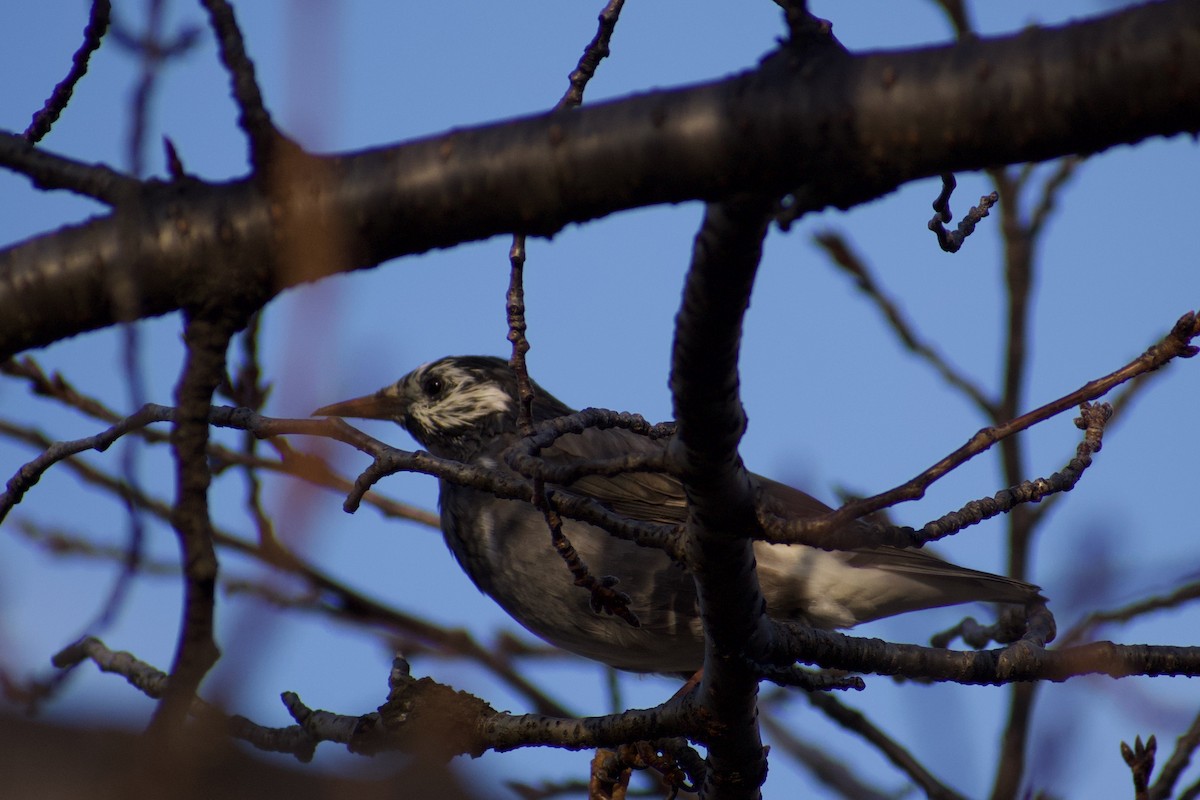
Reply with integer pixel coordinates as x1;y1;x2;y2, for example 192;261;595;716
2;0;1198;358
670;194;776;799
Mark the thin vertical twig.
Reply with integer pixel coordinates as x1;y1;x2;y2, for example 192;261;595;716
987;156;1082;800
146;313;240;737
199;0;283;172
504;0;634;623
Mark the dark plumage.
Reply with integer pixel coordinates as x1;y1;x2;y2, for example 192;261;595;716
314;356;1041;672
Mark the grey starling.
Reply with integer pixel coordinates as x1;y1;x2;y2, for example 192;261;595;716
315;355;1041;672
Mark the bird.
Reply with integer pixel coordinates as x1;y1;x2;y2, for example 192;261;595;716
313;355;1042;673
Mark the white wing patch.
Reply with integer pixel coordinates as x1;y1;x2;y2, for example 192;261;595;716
405;362;513;433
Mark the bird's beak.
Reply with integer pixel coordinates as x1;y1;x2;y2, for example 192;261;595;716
312;390;398;421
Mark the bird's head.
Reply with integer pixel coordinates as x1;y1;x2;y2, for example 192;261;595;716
313;355;567;457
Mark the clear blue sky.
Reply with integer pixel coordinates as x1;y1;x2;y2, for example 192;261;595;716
2;2;1197;797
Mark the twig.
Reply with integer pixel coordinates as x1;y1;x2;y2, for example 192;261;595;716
13;519;178;575
759;710;896;800
53;636;320;760
328;416;684;559
559;0;625;111
762;310;1200;547
931;605;1037;650
928;174;998;252
2;418;568;715
0;404;171;523
1150;710;1200;800
809;692;967;800
97;3;191;633
0;358;438;526
1028;156;1083;241
148;314;236;737
24;0;111;144
506;238;535;436
931;0;972;38
503;0;629;621
1058;579;1200;649
911;401;1112;546
505;408;672;485
756;664;865;693
1122;735;1157;800
0;404;673;555
1028;367;1156;528
198;0;281;171
223;311;279;547
506;251;642;624
988;154;1087;800
0;131;139;202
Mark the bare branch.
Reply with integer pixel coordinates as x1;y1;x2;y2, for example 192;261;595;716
759;710;897;800
503;1;629;621
1059;579;1200;649
1150;710;1200;800
670;194;776;800
762;310;1200;547
911;401;1112;545
929;0;972;38
928;174;998;253
560;0;625;111
808;692;967;800
149;314;239;737
198;0;280;172
2;419;568;715
59;640;690;762
53;636;321;760
24;0;111;144
13;518;178;575
0;404;171;523
768;608;1200;685
505;408;672;484
4;1;1199;358
325;417;685;560
0;132;138;202
0;358;439;527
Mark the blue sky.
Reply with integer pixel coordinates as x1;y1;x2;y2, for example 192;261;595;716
2;2;1198;797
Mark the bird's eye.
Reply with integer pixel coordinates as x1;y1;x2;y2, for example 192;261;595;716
421;374;445;398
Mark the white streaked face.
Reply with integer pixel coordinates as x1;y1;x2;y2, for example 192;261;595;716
397;360;513;438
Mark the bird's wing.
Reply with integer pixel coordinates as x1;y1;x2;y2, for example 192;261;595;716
541;428;837;529
542;424;1041;614
539;424;690;526
749;473;842;519
542;427;880;531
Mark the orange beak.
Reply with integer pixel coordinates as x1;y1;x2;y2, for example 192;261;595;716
311;390;399;421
